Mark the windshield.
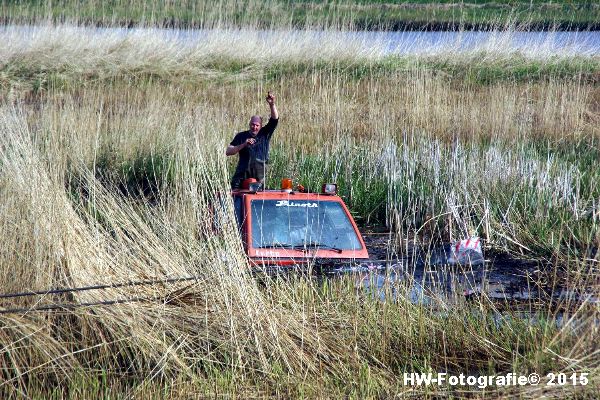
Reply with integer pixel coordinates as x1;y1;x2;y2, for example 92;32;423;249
250;199;362;251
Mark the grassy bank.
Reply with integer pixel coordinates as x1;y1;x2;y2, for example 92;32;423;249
2;0;600;30
0;23;599;398
2;25;599;96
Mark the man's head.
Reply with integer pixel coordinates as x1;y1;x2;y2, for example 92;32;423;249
249;115;262;135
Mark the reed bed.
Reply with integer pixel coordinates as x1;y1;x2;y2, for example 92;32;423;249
2;0;599;30
0;23;598;398
2;24;599;96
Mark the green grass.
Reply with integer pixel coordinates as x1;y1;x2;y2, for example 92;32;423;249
4;52;599;94
59;109;598;261
2;0;600;30
268;114;599;259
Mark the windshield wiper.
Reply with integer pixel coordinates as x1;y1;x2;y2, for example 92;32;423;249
303;242;343;253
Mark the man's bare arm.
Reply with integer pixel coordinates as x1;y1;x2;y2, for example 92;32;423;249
266;91;278;120
225;138;255;156
225;145;240;156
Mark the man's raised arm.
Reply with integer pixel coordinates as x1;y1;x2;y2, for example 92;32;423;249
266;91;278;120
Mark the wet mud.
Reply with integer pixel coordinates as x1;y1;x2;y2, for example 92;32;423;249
323;233;599;311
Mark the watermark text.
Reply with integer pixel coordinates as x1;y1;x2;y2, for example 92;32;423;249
403;372;589;388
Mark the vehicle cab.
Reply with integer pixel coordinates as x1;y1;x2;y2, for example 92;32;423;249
232;179;369;266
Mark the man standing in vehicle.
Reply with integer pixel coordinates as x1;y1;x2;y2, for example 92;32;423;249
226;92;279;189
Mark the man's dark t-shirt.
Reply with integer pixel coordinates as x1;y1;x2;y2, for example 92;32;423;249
229;117;278;177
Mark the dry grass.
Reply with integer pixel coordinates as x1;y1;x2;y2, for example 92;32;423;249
2;0;600;30
0;23;598;398
2;24;598;95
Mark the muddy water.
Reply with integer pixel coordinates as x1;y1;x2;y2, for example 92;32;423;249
324;233;599;310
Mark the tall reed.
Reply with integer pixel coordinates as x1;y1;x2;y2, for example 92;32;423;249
0;22;598;398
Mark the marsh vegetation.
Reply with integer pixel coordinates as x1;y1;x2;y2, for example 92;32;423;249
3;0;600;30
0;16;598;399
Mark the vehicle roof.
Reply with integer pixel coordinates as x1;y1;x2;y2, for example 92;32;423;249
231;189;340;200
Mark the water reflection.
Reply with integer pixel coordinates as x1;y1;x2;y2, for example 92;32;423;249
325;235;598;309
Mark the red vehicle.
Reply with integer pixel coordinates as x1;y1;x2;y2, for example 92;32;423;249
232;179;369;266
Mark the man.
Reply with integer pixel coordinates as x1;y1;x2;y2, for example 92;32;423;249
226;91;279;189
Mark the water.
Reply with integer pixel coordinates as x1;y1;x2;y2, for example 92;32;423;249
158;28;600;56
346;30;600;56
326;233;599;310
254;232;598;311
2;24;599;57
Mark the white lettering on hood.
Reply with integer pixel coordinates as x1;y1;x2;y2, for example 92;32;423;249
275;200;318;208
